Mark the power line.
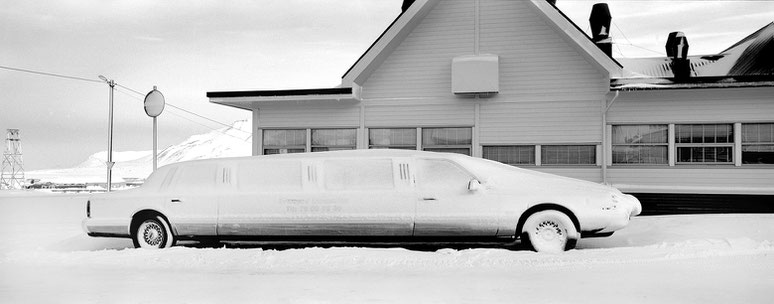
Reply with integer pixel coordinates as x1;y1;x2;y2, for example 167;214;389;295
115;82;246;133
0;65;102;83
0;63;251;137
113;86;251;141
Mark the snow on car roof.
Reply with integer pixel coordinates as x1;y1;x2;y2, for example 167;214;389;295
159;149;471;168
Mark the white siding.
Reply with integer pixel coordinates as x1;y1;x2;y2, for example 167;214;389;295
478;0;608;98
361;0;608;100
608;87;774;123
256;104;360;128
365;102;474;127
479;100;601;144
362;0;474;99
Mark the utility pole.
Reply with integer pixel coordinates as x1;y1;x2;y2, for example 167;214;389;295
99;75;116;192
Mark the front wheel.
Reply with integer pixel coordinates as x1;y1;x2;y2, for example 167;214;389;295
521;210;578;253
133;216;175;249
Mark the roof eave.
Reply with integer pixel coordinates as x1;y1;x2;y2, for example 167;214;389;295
207;87;358;110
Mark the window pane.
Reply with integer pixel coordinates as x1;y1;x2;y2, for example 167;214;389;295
264;148;305;155
263;129;306;146
369;128;416;148
612;125;667;144
238;161;301;191
743;144;774;164
173;164;216;191
417;159;472;193
678;147;733;163
423;148;471;156
422;128;472;145
541;145;596;165
311;147;355;152
676;124;733;144
324;159;394;190
612;146;668;164
482;146;535;165
312;129;356;146
743;124;774;143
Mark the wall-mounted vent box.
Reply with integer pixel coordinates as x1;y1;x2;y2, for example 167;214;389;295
452;54;499;95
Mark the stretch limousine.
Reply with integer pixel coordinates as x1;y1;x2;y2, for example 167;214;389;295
83;150;641;252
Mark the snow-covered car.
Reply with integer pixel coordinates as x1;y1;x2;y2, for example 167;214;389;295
83;150;641;252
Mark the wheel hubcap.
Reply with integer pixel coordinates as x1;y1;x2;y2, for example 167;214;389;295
535;220;563;241
141;222;163;247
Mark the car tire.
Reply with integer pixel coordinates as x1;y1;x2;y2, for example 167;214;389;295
133;216;175;249
521;210;578;253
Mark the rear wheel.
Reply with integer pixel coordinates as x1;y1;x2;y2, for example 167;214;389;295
521;210;577;253
133;216;175;249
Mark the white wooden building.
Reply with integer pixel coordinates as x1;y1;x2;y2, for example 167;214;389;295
208;0;774;213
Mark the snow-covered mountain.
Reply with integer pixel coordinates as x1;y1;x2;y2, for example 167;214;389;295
27;119;252;184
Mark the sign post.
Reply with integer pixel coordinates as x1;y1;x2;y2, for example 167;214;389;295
143;86;165;172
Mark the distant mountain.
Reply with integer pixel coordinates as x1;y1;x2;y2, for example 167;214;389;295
27;119;252;185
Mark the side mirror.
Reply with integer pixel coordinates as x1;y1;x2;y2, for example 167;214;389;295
468;179;484;192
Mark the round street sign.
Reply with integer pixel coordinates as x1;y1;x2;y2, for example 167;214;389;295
144;86;165;117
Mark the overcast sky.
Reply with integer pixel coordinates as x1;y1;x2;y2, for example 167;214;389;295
1;0;772;170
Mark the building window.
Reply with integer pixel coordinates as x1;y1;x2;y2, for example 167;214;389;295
675;124;733;164
422;127;472;155
369;128;417;150
311;129;357;152
611;125;668;165
742;123;774;164
263;129;306;155
482;146;535;166
541;145;596;165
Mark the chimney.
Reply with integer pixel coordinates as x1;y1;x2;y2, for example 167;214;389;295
589;3;613;57
665;31;691;80
402;0;415;13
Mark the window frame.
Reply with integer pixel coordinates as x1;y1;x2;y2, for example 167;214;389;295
311;128;357;152
421;127;473;156
368;128;418;150
262;129;307;155
741;123;774;165
482;145;536;166
611;124;669;166
540;145;597;166
674;124;735;165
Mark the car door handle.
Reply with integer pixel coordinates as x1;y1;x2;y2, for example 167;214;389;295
171;199;182;203
422;197;437;201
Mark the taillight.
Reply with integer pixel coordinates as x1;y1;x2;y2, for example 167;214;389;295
86;200;91;218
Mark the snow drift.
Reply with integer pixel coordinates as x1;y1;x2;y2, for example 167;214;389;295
0;192;772;303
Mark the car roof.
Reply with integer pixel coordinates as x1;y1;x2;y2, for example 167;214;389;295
160;149;469;169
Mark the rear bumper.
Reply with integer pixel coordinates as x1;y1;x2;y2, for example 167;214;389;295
82;218;130;238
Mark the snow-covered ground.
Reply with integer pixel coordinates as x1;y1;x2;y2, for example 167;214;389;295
1;191;772;303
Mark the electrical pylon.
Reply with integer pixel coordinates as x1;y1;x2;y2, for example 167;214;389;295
1;129;25;190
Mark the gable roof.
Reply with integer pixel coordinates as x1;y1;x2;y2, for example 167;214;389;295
341;0;623;86
612;22;774;91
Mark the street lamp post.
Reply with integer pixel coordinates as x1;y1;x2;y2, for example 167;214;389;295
98;75;115;192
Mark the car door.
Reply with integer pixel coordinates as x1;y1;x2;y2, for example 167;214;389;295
163;163;220;236
312;157;415;236
217;159;307;236
413;158;500;237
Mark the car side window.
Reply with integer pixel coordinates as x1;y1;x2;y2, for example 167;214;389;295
170;164;217;192
237;160;302;191
324;159;394;191
417;159;472;193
